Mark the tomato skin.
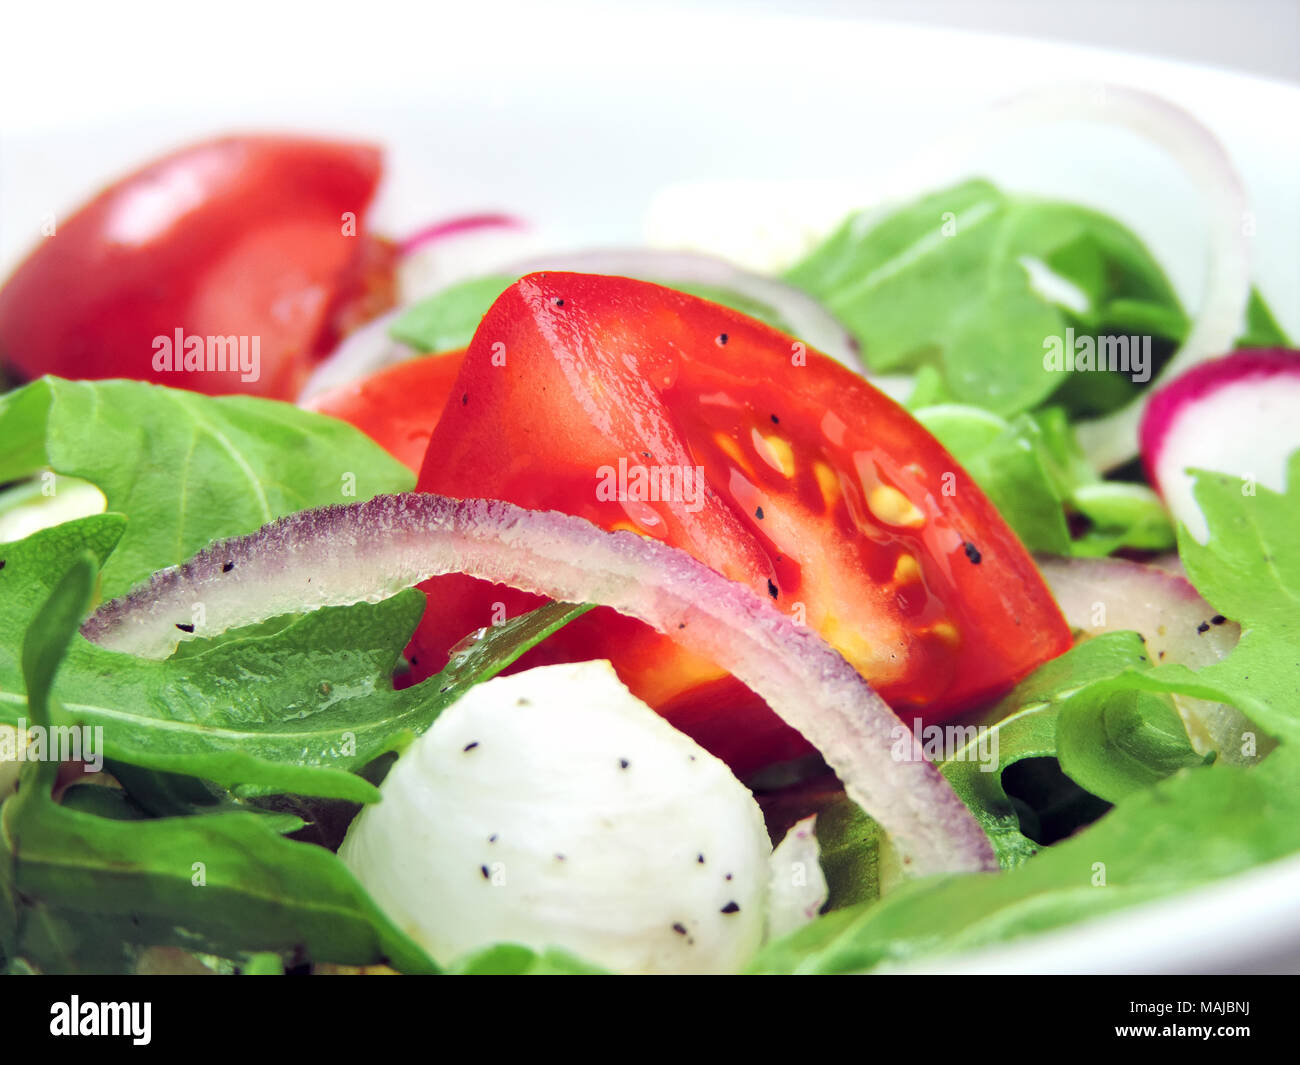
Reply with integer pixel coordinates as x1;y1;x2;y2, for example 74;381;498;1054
305;350;465;472
411;273;1071;773
0;136;386;399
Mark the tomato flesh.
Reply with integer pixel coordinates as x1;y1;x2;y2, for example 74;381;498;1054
0;136;388;399
411;273;1072;773
306;350;465;472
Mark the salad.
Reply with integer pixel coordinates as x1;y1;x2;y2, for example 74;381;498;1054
0;86;1297;976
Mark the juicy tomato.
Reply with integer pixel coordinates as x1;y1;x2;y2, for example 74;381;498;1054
0;136;389;399
305;350;465;472
411;273;1071;774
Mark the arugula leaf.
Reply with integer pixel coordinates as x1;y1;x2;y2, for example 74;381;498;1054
915;403;1173;555
450;943;608;975
0;377;414;598
785;179;1185;417
390;276;517;352
0;512;126;687
1121;456;1300;746
1235;287;1294;349
813;795;888;910
1056;687;1207;803
942;632;1151;867
752;748;1300;974
0;554;439;974
0;515;590;802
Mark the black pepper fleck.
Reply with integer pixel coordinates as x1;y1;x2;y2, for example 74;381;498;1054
672;922;688;935
770;414;779;424
554;297;565;306
463;741;479;752
488;834;498;843
755;506;764;520
1211;615;1227;625
720;901;740;914
619;758;630;769
480;865;490;880
175;623;195;633
1197;622;1210;634
767;579;779;599
697;854;705;864
716;333;729;346
963;541;982;565
222;561;235;573
462;393;469;406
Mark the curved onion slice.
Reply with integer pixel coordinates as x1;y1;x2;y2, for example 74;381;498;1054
297;309;418;402
398;213;527;257
504;248;863;371
82;493;994;876
1036;554;1255;763
397;214;541;304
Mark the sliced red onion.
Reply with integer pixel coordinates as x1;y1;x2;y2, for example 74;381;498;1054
398;213;527;258
504;248;863;371
1037;554;1254;762
297;309;418;402
82;493;995;877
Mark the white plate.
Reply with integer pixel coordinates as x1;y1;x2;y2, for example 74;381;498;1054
1;0;1297;974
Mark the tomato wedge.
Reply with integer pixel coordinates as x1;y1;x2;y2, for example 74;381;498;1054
305;351;466;472
411;273;1071;773
0;135;390;399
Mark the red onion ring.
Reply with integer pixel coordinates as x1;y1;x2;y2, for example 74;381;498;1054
398;213;527;258
82;493;995;877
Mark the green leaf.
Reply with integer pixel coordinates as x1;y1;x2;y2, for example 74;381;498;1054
918;405;1071;553
785;180;1185;417
1;794;438;974
390;276;516;351
1056;686;1205;803
813;795;888;910
1234;287;1293;349
0;377;414;598
450;943;608;975
15;552;98;792
943;632;1150;867
0;513;126;686
751;749;1300;974
1138;455;1300;745
915;403;1172;555
0;559;438;974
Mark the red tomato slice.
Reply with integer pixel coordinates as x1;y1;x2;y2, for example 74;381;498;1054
0;136;388;399
411;273;1072;774
305;350;465;472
